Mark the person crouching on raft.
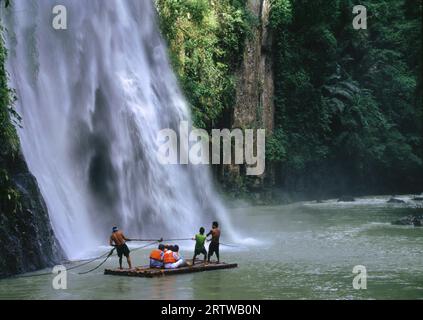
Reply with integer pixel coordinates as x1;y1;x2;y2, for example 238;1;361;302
149;244;165;268
164;245;187;269
110;226;132;270
207;221;221;263
192;227;207;263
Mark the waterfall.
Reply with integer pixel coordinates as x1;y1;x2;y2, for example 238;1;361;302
2;0;231;260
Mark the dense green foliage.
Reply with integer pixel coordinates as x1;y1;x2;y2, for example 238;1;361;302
156;0;253;129
157;0;422;196
269;0;422;195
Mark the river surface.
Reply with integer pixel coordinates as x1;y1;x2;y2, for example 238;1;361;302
1;196;422;300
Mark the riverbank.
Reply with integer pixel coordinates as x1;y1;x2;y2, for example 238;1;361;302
222;189;423;208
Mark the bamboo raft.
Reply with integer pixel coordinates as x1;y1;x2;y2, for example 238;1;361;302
104;261;238;278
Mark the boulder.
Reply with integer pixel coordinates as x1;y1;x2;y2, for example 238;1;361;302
387;197;405;204
391;215;423;226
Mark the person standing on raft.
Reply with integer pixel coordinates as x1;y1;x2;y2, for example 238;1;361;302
110;226;132;270
192;227;207;263
207;221;221;263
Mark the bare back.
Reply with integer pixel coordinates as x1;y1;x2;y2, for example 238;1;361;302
210;228;221;244
110;230;126;246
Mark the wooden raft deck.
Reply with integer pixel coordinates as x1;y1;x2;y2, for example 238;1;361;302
104;261;238;278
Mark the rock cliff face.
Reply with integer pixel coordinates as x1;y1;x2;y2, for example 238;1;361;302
223;0;275;196
233;0;274;134
0;151;64;278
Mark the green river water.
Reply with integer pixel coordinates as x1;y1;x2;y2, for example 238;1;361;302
1;196;422;300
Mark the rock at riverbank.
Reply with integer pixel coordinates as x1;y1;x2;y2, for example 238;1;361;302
337;196;355;202
387;197;406;204
391;215;423;226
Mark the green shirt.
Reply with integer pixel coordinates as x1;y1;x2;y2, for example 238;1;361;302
195;233;207;250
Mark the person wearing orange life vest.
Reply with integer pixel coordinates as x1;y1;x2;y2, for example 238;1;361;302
164;245;187;269
149;244;165;268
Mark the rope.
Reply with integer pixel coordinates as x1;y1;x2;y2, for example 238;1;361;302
66;251;111;271
131;238;193;242
130;241;160;253
18;270;54;278
129;238;163;242
17;241;158;278
17;250;113;278
130;236;243;246
162;238;241;247
162;238;193;242
78;248;116;275
218;242;241;248
78;241;159;274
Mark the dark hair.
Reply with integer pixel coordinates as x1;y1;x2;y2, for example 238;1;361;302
173;245;179;252
212;221;218;228
199;227;205;234
158;244;165;251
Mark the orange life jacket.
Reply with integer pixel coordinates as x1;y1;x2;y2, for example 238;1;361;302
150;249;163;261
163;250;176;264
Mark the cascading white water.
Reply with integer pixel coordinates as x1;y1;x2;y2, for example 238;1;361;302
2;0;231;259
